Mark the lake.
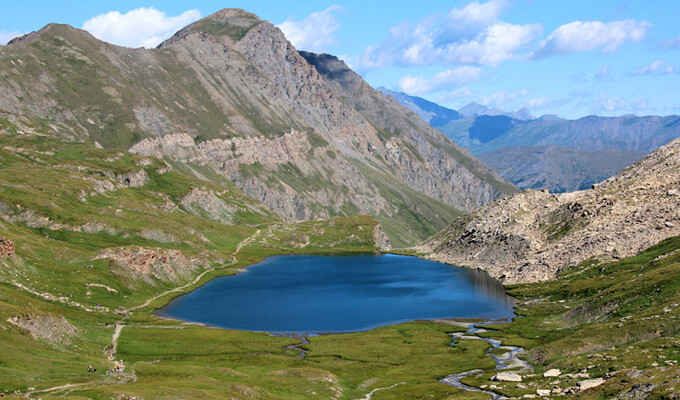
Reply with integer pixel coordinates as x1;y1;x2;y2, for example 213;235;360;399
157;254;516;333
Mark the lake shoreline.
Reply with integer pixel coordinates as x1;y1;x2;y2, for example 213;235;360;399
155;253;517;334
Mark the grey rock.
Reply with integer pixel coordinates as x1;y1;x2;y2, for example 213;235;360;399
492;372;523;382
578;378;605;391
615;383;658;400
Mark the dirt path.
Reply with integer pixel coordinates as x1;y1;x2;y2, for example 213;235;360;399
357;382;406;400
18;229;263;398
82;229;263;393
110;323;125;359
24;382;96;397
110;228;261;330
127;229;261;313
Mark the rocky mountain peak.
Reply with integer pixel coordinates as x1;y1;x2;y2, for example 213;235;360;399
159;8;263;48
6;23;96;46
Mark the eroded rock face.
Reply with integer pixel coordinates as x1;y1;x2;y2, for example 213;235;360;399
422;138;680;284
373;224;392;251
114;170;148;188
7;313;78;345
95;247;200;285
300;51;513;211
130;133;209;165
180;187;237;224
0;237;15;257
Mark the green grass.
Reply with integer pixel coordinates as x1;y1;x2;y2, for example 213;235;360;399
472;236;680;399
1;124;679;398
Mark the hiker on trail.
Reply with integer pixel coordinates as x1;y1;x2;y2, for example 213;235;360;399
88;364;92;372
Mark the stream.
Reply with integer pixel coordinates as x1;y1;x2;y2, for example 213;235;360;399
439;323;532;399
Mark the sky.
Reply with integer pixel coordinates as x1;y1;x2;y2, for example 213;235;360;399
1;0;678;119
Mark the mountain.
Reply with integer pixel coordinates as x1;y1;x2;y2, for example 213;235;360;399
441;114;680;155
0;9;516;246
430;110;680;192
376;87;462;126
478;145;647;192
458;102;534;121
419;138;680;283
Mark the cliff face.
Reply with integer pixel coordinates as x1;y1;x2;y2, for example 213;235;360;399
0;9;516;245
300;51;516;211
421;138;680;283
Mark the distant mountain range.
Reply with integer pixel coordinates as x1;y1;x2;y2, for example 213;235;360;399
376;88;462;126
477;145;647;192
379;88;680;192
458;101;534;121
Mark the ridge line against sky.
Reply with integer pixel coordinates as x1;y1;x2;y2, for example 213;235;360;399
0;0;678;119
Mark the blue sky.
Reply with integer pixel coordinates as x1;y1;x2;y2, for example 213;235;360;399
1;0;678;118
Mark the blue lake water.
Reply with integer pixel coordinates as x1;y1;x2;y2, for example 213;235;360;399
157;254;516;333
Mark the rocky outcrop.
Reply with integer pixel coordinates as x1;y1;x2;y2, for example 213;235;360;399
372;224;392;251
3;209;82;232
180;187;237;224
7;313;78;345
421;138;680;283
95;247;201;285
129;133;209;165
114;169;148;188
0;237;15;257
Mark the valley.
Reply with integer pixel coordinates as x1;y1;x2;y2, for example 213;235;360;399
0;5;678;400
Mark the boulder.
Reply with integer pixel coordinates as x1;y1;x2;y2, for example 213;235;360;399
578;378;605;391
492;371;523;382
537;389;551;396
543;368;561;377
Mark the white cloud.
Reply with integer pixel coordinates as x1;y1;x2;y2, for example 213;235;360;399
439;22;543;66
0;30;22;45
535;19;651;57
436;86;476;104
277;5;343;52
632;60;676;75
481;89;529;107
438;0;509;41
591;95;647;113
82;7;201;49
355;0;541;70
527;97;548;108
397;66;485;95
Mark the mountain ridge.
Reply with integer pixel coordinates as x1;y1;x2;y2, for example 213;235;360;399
0;9;516;246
